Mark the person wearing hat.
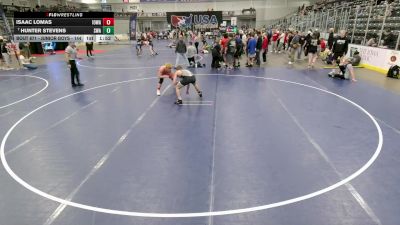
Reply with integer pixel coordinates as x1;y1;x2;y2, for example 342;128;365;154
65;42;84;87
156;63;175;96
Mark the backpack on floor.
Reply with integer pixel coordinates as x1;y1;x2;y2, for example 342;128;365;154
387;65;400;79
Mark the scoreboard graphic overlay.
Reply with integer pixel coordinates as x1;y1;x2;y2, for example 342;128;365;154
13;12;114;42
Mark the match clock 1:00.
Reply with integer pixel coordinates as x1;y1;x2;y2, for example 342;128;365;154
103;26;114;34
98;35;112;41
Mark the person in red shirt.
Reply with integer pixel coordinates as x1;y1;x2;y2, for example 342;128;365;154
261;33;269;63
220;33;229;66
283;32;288;51
320;38;326;52
271;30;279;53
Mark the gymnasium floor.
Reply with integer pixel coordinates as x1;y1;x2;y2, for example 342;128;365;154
0;40;399;225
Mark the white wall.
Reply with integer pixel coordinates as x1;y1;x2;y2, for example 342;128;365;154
256;7;298;27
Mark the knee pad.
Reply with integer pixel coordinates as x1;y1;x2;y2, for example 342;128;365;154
158;78;164;84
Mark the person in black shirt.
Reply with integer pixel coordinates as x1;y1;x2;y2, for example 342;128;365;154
304;30;312;56
86;42;93;57
136;36;143;56
383;30;396;49
256;31;263;66
328;28;335;50
329;30;349;75
175;36;188;68
298;32;306;60
211;39;222;68
307;32;320;68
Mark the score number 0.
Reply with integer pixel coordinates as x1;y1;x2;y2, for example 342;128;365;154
102;18;114;35
103;18;114;26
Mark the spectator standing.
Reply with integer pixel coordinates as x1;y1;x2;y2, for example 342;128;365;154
289;31;300;65
298;31;305;60
328;28;335;50
278;31;286;53
234;33;243;67
261;32;269;64
187;42;197;67
175;36;189;67
225;33;236;70
211;39;222;68
194;33;199;54
246;33;257;67
256;31;263;65
271;30;279;53
306;32;320;68
329;30;349;75
65;42;83;87
86;42;94;57
220;33;229;66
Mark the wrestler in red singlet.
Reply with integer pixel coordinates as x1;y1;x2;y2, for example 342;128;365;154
156;63;175;96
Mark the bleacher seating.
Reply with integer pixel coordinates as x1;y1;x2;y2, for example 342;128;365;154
272;0;400;50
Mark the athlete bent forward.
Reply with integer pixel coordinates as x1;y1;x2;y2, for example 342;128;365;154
174;65;202;105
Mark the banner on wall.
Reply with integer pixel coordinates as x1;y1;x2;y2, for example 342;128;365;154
127;4;139;12
141;0;214;2
101;4;112;12
129;13;137;40
166;11;222;29
230;17;237;26
347;44;400;71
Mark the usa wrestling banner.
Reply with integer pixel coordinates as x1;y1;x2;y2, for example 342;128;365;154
166;11;222;29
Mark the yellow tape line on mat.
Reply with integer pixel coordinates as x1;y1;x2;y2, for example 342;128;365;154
323;64;388;75
323;66;364;69
359;63;387;74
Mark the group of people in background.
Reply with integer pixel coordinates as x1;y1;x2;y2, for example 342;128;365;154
165;26;357;82
208;28;348;66
366;30;398;49
136;32;158;56
0;37;37;70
